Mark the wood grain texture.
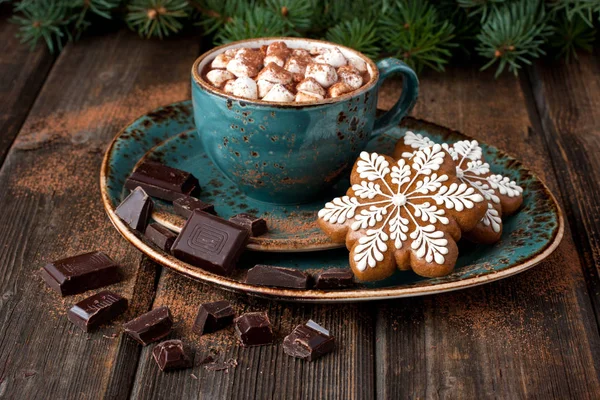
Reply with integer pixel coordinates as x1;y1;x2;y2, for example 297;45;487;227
0;14;55;165
376;67;600;399
527;55;600;324
129;267;375;400
0;31;198;399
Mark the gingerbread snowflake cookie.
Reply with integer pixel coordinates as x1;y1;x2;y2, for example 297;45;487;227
394;131;523;244
318;145;487;281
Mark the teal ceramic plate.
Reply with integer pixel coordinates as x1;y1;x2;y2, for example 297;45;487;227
101;101;564;302
142;130;351;252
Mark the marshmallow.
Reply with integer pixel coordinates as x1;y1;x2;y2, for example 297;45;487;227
262;84;295;102
328;82;354;98
337;65;363;89
224;48;238;57
256;63;293;84
266;41;291;59
292;48;311;58
211;53;232;69
226;58;260;78
223;79;235;94
305;63;338;88
284;54;312;75
257;79;275;98
296;77;326;97
295;91;324;102
313;47;347;68
230;77;258;99
348;57;368;73
235;48;264;67
206;69;235;88
264;55;285;67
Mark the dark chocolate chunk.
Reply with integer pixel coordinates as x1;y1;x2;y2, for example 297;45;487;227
67;291;127;332
314;268;355;290
115;187;154;232
152;340;192;371
173;196;216;218
125;161;200;201
145;223;178;252
40;251;121;296
171;211;249;276
229;213;268;237
123;306;173;346
245;265;310;289
234;312;273;347
193;300;235;335
283;320;335;361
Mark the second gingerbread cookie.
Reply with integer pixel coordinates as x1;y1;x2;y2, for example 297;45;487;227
394;131;523;244
318;145;487;281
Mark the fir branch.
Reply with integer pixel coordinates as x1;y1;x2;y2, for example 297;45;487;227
11;0;74;53
547;0;599;27
126;0;190;39
476;0;552;77
214;6;293;44
192;0;251;36
456;0;506;21
265;0;314;30
325;18;380;59
380;0;457;72
549;12;596;61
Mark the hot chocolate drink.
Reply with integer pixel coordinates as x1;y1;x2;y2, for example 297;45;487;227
202;41;371;103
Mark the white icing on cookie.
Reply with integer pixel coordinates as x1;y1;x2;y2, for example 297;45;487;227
400;132;524;233
319;146;483;270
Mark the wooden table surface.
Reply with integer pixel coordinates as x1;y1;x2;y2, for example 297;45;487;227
1;15;599;399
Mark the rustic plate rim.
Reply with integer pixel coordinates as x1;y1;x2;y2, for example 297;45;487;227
100;101;564;303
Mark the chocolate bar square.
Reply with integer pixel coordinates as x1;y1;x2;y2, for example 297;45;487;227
193;300;235;335
67;291;128;332
115;187;154;232
40;251;121;296
229;213;268;237
123;306;173;346
152;340;192;371
171;211;249;276
145;223;178;252
125;161;200;201
173;196;215;219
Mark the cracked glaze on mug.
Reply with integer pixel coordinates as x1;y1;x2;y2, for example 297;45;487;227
192;80;377;204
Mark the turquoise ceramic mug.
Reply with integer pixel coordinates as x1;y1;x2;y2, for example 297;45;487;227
191;38;419;204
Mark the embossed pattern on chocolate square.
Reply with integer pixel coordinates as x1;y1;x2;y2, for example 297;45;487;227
171;211;249;276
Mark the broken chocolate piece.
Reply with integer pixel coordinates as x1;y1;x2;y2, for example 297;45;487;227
123;306;173;346
229;213;268;237
67;291;128;332
171;211;250;276
40;251;121;296
245;265;310;289
174;196;216;218
234;312;273;347
283;320;335;361
145;223;178;252
313;268;355;290
152;340;192;371
125;161;200;201
193;300;235;335
115;187;154;232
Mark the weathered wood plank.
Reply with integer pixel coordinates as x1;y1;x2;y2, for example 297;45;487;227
129;267;375;400
0;31;198;399
0;13;56;165
376;67;600;398
527;55;600;321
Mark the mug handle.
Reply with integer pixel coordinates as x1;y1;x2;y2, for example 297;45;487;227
372;58;419;138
